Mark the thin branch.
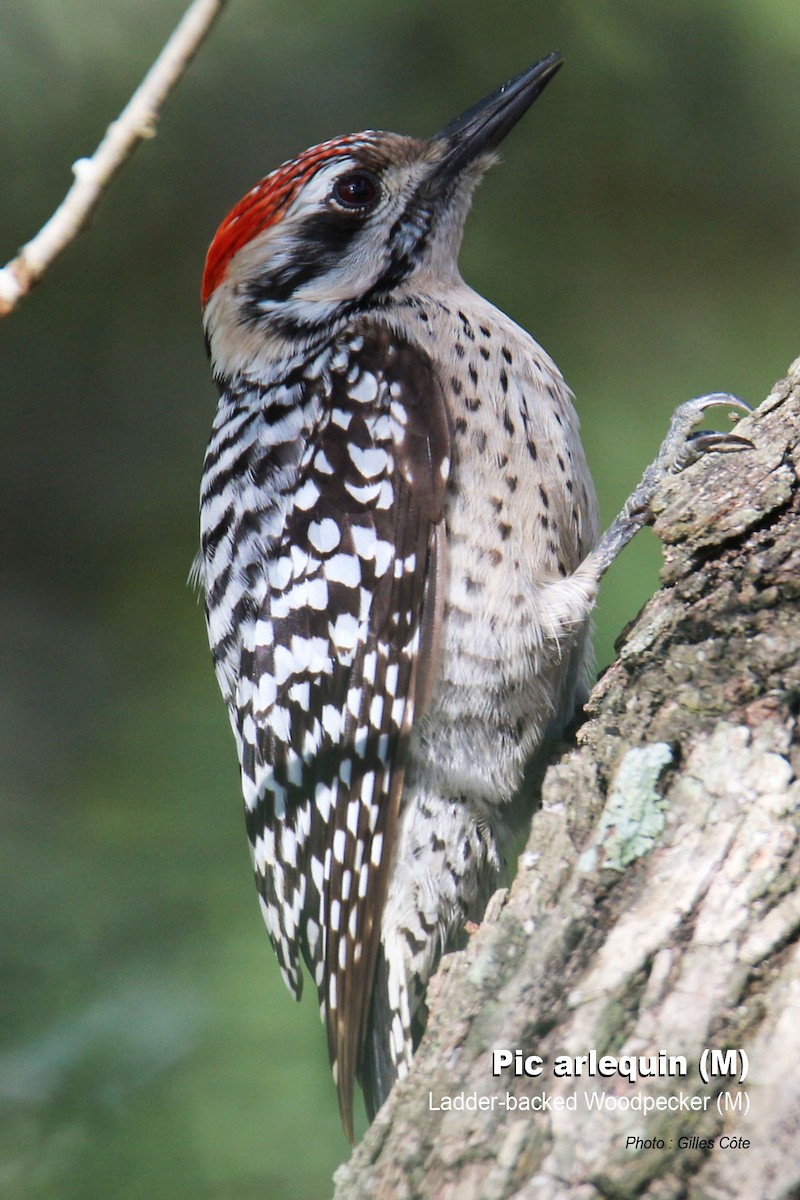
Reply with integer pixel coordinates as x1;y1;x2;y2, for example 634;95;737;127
0;0;232;318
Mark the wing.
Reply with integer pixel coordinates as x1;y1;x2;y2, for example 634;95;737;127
236;324;450;1138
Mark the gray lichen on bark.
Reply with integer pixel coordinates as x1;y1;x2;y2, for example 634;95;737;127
334;359;800;1200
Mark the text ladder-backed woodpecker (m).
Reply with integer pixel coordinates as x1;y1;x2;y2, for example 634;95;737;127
197;53;750;1139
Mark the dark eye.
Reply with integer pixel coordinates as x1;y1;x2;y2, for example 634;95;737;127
331;170;380;211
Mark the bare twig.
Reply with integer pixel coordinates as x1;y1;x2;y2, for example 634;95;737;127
0;0;232;319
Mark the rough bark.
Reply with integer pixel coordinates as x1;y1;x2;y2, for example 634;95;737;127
333;358;800;1200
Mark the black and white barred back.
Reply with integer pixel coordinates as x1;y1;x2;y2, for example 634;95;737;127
200;324;452;1124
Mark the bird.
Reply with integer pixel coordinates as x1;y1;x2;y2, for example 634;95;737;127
196;53;750;1140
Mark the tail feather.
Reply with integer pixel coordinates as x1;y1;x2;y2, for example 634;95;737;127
358;945;399;1121
358;936;436;1120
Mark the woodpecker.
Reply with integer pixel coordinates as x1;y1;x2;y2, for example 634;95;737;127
197;54;749;1139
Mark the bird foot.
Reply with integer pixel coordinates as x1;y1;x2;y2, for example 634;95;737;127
464;887;510;937
591;393;752;576
649;392;753;477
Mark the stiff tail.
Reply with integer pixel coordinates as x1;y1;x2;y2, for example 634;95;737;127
358;936;436;1120
358;946;398;1120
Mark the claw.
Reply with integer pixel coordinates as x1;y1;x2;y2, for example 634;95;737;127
677;429;754;469
589;390;754;577
664;393;753;473
680;391;752;419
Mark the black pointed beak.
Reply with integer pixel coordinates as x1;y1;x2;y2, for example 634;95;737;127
428;53;562;187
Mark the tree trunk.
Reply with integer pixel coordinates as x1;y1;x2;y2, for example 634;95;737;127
333;359;800;1200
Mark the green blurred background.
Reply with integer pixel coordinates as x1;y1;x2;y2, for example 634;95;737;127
1;1;797;1196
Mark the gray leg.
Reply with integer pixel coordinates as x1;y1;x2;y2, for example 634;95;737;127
590;393;752;578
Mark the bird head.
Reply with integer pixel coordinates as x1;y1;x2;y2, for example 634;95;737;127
202;53;562;375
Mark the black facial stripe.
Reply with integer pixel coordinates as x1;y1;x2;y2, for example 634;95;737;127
243;212;365;315
241;179;436;330
387;188;434;255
